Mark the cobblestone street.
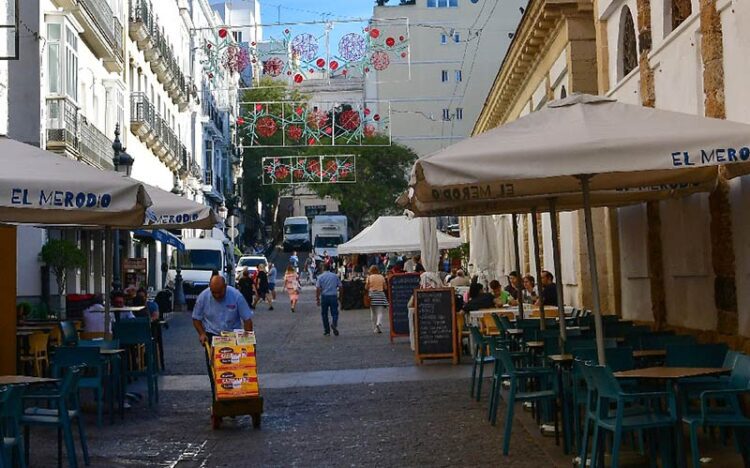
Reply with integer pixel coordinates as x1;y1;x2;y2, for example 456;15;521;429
25;282;570;467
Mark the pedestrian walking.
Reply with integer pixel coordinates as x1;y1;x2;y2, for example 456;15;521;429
268;263;278;300
289;251;299;273
304;255;316;283
237;268;254;307
253;264;273;310
365;265;389;334
315;263;342;336
284;265;301;313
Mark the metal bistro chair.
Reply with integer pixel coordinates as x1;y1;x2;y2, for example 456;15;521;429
113;318;159;406
19;332;49;377
22;365;90;468
78;339;124;423
52;347;106;428
0;384;27;468
59;321;79;347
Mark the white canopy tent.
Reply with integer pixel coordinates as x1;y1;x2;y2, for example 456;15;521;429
404;94;750;364
338;216;463;255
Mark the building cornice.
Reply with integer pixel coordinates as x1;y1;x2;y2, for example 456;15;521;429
473;0;594;134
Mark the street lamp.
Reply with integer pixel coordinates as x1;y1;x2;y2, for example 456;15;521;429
111;124;134;293
170;172;187;309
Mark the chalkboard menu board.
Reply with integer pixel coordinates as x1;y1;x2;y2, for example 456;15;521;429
414;288;457;364
388;273;421;341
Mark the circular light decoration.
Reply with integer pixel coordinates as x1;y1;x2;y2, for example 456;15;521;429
290;33;319;62
263;57;284;77
338;33;367;62
371;51;390;71
364;124;376;138
307;110;328;131
287;125;303;141
339;109;361;132
218;28;228;38
256;116;278;138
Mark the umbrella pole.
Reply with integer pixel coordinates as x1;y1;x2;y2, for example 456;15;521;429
548;198;567;343
104;228;113;340
512;214;524;320
531;208;545;330
579;175;606;365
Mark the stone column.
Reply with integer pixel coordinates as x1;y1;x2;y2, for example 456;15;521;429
701;0;737;334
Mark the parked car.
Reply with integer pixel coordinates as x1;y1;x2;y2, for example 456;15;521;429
235;255;268;281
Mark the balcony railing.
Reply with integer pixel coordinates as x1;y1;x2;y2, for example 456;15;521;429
79;116;114;170
129;0;189;107
80;0;117;51
46;97;79;154
130;92;157;141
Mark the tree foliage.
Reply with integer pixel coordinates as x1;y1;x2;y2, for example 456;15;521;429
39;238;86;297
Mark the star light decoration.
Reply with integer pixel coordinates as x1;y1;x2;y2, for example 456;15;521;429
261;155;357;185
201;27;251;85
253;21;409;85
237;101;391;148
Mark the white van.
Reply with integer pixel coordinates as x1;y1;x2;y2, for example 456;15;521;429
167;237;234;307
283;216;310;252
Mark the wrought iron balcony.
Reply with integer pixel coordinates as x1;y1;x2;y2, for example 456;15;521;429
54;0;123;72
79;116;114;170
46;97;79;156
130;92;157;143
129;0;189;107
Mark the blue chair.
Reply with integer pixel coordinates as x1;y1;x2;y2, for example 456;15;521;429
113;318;159;406
665;343;728;368
469;326;495;402
587;364;676;468
491;346;557;455
52;347;106;428
22;365;90;468
78;340;123;423
58;321;79;347
682;354;750;468
0;385;27;468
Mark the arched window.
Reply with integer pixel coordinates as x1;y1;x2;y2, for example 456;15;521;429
618;6;638;80
560;85;567;99
668;0;692;33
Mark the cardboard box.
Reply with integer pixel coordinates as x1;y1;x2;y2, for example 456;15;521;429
212;344;257;370
214;369;260;399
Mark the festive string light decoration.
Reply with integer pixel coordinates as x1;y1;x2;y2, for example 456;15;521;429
237;100;391;148
261;155;357;185
202;26;252;85
251;19;410;84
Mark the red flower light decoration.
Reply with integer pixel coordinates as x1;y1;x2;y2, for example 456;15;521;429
274;166;289;180
256;116;278;138
308;159;321;175
386;37;395;47
218;28;228;39
369;28;380;39
340;110;361;132
287;125;303;141
364;124;376;138
371;51;390;71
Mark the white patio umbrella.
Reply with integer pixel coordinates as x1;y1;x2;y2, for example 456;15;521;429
337;216;462;255
468;216;498;286
0;137;153;226
494;215;516;281
419;217;440;272
139;184;220;230
405;94;750;364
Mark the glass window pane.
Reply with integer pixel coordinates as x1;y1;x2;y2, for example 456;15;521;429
48;24;61;41
449;0;458;6
427;0;437;6
48;44;60;93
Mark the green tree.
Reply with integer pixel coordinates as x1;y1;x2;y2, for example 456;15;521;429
302;135;417;233
39;238;86;318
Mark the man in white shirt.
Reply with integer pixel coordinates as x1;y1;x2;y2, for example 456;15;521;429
404;256;416;273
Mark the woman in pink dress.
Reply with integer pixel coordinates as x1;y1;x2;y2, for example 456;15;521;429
284;265;301;313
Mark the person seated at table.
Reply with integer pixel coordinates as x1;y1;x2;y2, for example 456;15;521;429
505;271;522;302
462;282;496;312
509;275;538;306
111;291;137;319
132;288;159;322
489;280;510;306
535;270;558;307
83;295;106;332
389;261;405;275
449;269;471;287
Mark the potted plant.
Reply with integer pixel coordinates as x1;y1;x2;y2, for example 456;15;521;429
39;238;86;319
